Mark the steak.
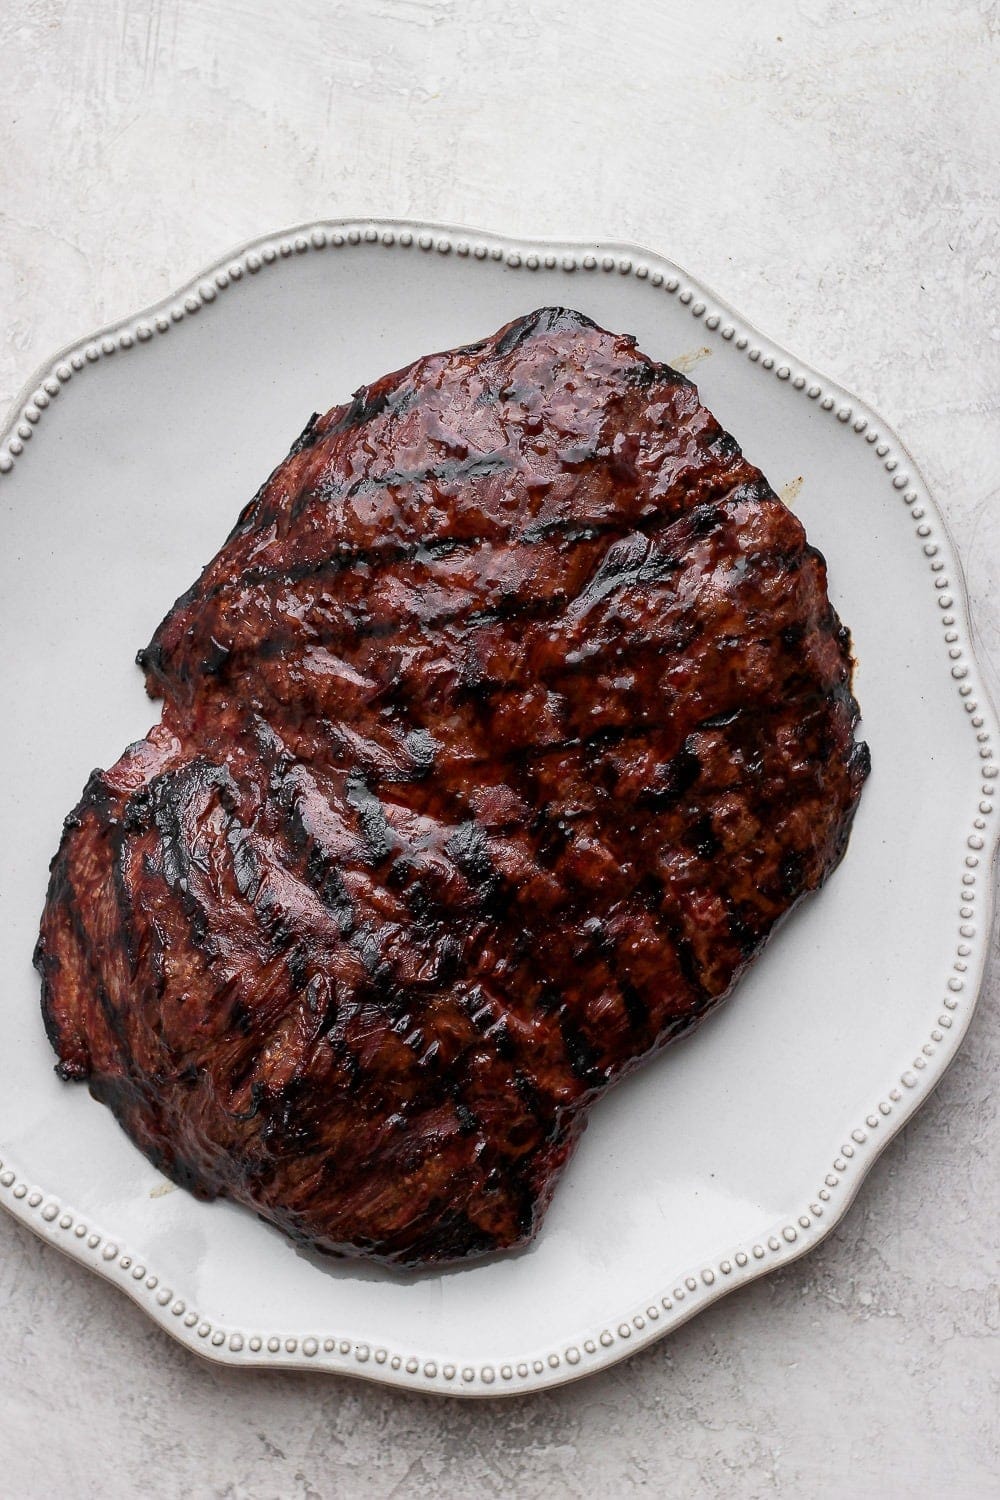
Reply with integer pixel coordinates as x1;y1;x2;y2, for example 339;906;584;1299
36;307;869;1268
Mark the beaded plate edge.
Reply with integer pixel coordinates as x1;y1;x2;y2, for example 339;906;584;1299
0;219;997;1398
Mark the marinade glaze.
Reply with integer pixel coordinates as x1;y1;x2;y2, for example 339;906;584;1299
36;308;869;1268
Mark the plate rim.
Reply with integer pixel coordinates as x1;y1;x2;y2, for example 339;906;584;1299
1;216;997;1398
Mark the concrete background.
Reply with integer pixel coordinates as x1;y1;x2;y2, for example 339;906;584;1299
2;1;998;1494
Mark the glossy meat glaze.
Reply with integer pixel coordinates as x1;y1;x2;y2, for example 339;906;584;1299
36;308;869;1267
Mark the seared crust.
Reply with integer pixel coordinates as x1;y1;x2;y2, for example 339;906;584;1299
36;308;869;1267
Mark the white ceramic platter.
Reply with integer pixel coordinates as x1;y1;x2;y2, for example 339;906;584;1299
1;221;997;1398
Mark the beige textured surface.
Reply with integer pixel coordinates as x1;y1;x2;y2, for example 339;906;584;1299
2;1;998;1494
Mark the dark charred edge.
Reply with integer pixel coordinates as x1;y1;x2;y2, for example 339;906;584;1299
134;411;322;688
281;1204;525;1269
37;953;85;1080
850;736;872;784
89;1074;215;1198
709;427;743;461
46;887;131;1088
815;737;872;879
630;355;698;393
335;386;392;432
34;855;74;1072
493;306;600;358
138;466;281;687
71;767;116;822
222;475;275;546
135;639;166;690
399;1169;539;1265
287;412;322;457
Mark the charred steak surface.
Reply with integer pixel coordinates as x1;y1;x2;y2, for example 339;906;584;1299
36;308;869;1268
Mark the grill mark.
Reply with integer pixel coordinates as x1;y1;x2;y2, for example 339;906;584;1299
434;1042;545;1221
323;587;567;648
558;1011;607;1090
189;515;597;621
489;740;632;1032
234;691;836;1089
304;844;356;934
578;917;652;1041
111;814;142;976
275;759;571;1142
664;916;711;1004
724;896;762;959
469;724;662;1057
146;761;329;992
619;979;651;1035
270;762;560;1179
334;449;516;507
286;685;817;1067
344;775;394;865
256;693;779;811
149;462;768;684
262;757;489;1035
206;531;494;598
60;850;134;1072
226;504;761;690
228;826;263;903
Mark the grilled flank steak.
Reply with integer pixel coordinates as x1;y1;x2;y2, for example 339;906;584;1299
36;308;869;1268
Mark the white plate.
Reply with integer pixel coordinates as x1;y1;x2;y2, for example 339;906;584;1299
1;221;996;1397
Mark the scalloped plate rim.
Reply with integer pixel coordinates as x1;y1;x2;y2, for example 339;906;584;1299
1;217;997;1397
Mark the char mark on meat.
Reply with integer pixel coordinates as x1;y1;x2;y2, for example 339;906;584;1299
37;308;868;1268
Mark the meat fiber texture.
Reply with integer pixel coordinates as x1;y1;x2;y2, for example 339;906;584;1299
36;308;869;1269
